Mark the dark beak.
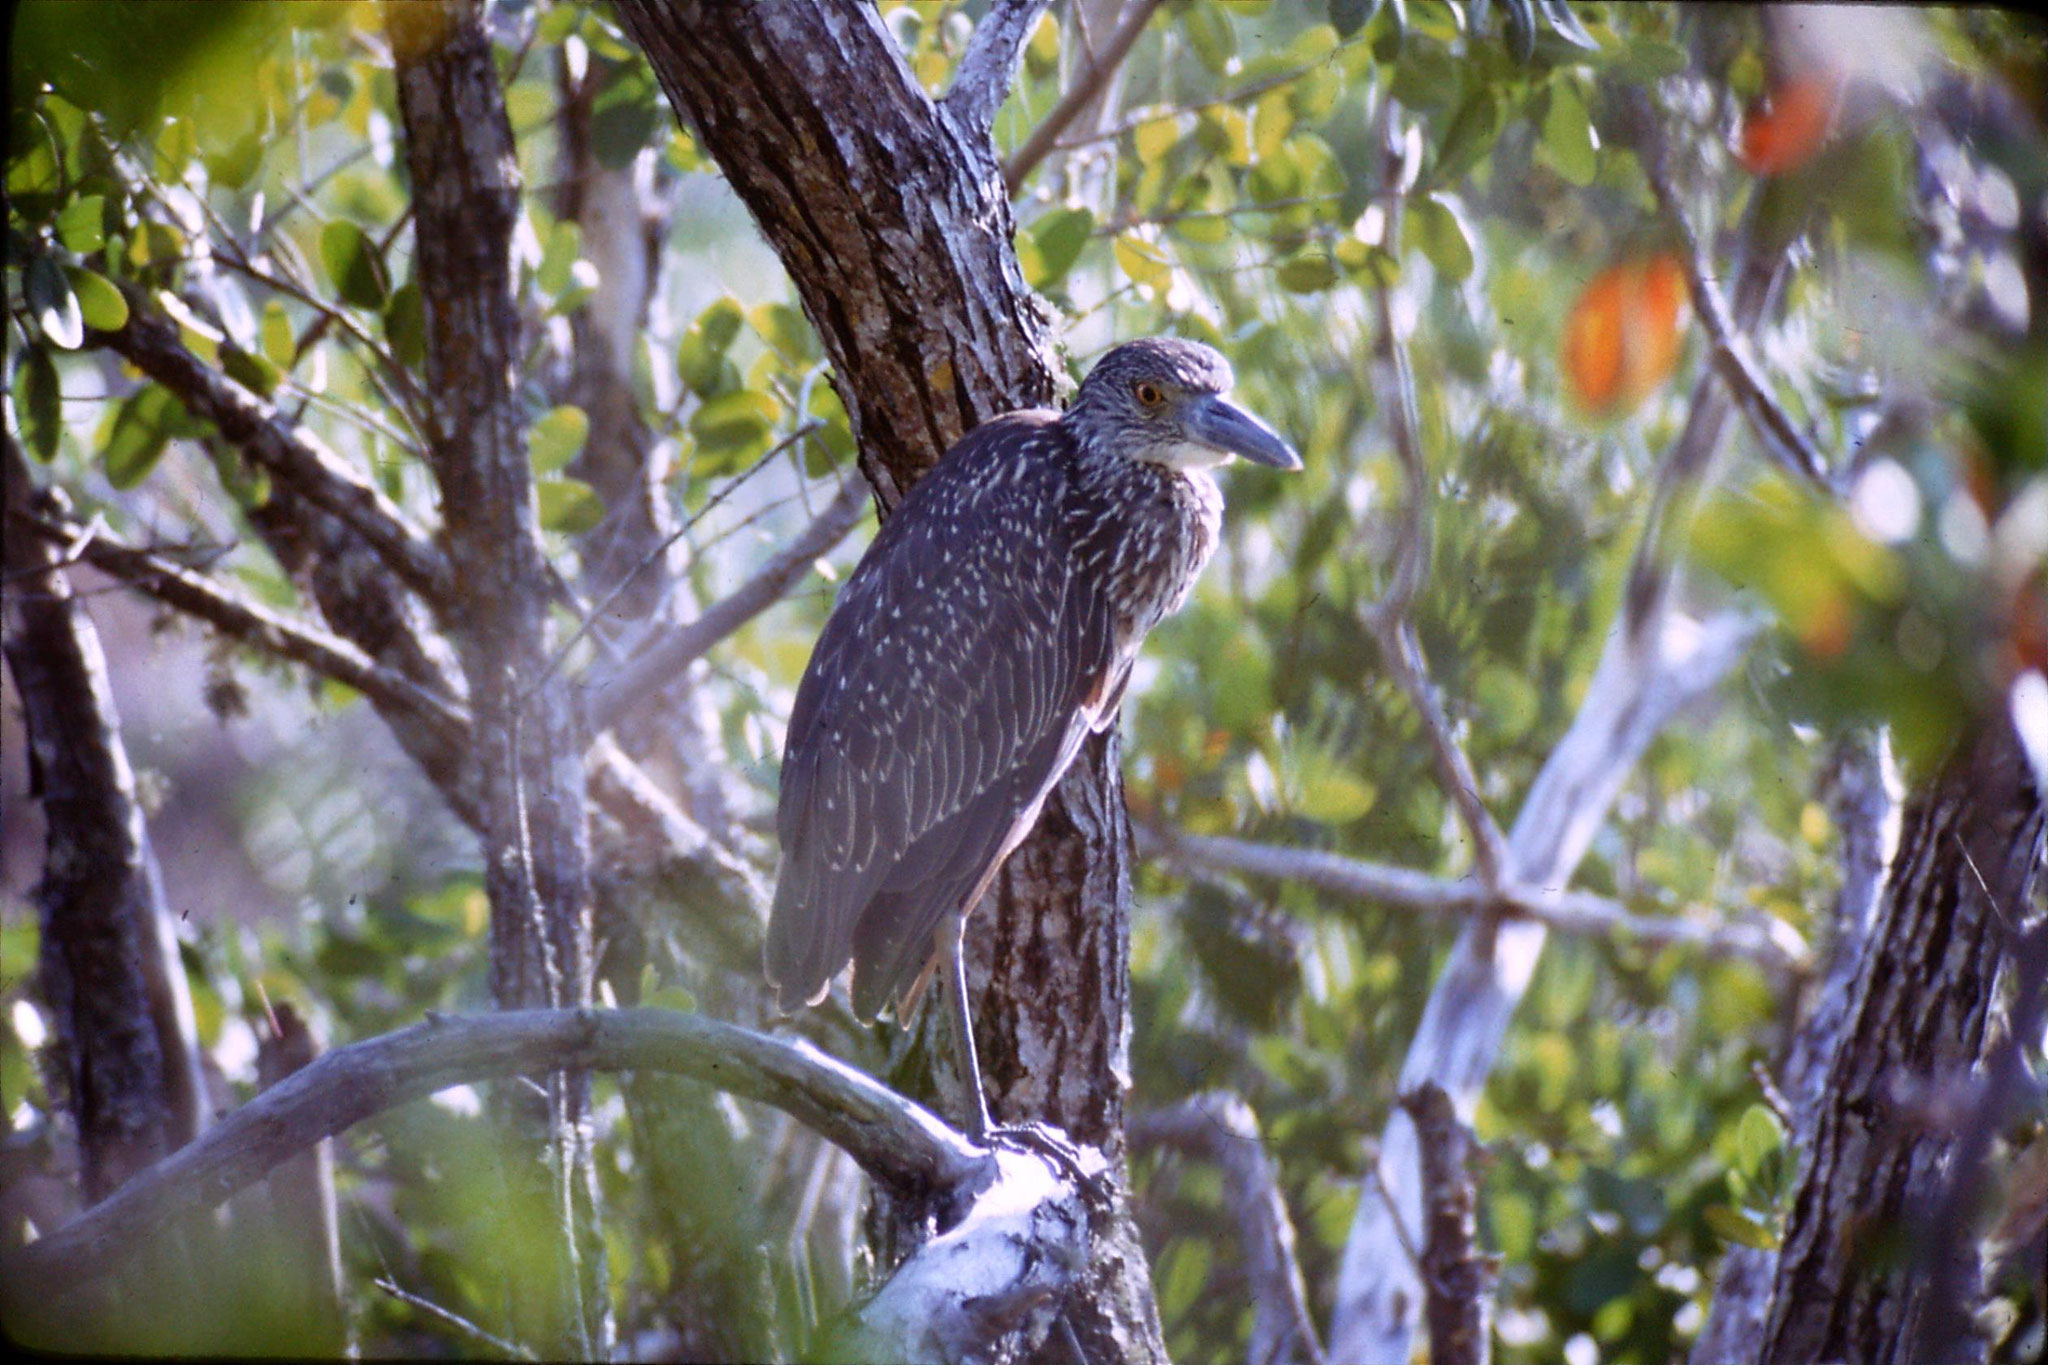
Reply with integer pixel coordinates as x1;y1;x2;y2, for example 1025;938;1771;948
1191;394;1302;470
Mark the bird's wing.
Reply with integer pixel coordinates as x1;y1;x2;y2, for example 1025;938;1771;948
764;415;1119;1016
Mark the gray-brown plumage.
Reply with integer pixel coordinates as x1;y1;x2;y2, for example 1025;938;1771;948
766;339;1299;1040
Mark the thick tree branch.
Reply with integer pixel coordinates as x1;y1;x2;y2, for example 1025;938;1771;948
9;507;469;737
0;1008;993;1307
1131;1094;1325;1365
944;0;1057;133
1142;821;1803;972
581;472;869;734
95;293;455;605
1402;1084;1496;1365
1003;0;1166;194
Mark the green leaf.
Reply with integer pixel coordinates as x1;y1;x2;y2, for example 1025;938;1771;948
320;219;391;310
1538;82;1598;187
1428;86;1505;189
690;389;781;458
222;345;282;397
1735;1103;1786;1181
384;282;425;370
101;385;179;489
527;405;590;474
1276;251;1338;293
1113;234;1172;292
750;302;818;364
1027;207;1094;288
536;478;606;534
261;299;296;367
1134;114;1183;164
678;298;747;397
1411;193;1475;281
65;265;127;332
56;194;106;253
1330;0;1374;39
26;256;83;349
536;219;583;297
17;347;62;460
1183;3;1236;75
1704;1203;1777;1251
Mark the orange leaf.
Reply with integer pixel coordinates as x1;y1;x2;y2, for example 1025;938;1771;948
1737;74;1841;176
1562;254;1691;416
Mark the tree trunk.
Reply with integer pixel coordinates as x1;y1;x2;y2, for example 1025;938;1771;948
2;433;210;1349
1750;718;2044;1364
2;436;207;1203
617;3;1167;1358
388;1;604;1354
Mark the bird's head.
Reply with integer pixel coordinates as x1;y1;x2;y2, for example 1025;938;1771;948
1063;338;1302;473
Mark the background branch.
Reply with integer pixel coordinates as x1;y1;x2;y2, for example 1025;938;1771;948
97;292;455;604
1402;1083;1496;1365
582;472;869;734
1131;1093;1325;1365
1002;0;1166;194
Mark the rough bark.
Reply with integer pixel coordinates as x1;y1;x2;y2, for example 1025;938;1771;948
1690;732;1902;1363
1;435;207;1204
389;1;602;1353
616;4;1166;1359
1751;718;2044;1364
1402;1084;1495;1365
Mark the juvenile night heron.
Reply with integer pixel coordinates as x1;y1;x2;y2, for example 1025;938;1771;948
766;338;1300;1135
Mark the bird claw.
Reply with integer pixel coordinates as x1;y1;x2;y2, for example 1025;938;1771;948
988;1122;1103;1194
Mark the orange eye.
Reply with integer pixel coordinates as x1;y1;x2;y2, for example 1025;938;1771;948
1134;382;1164;408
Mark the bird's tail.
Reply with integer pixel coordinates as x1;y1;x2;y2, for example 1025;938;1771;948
763;876;835;1013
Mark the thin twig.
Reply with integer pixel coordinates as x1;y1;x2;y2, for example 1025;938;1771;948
1131;1093;1327;1365
1630;96;1833;494
1003;0;1167;194
582;473;869;733
374;1278;537;1361
7;506;469;735
531;421;823;696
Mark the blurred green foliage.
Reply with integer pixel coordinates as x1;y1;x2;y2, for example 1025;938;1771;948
5;0;2044;1360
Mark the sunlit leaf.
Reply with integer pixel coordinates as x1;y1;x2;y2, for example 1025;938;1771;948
1113;233;1172;293
261;298;296;367
1027;207;1094;288
527;405;590;474
536;477;606;534
1538;81;1598;187
222;345;282;397
56;193;107;253
1411;193;1475;282
66;265;128;332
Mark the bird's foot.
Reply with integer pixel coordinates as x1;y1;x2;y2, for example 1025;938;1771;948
987;1121;1104;1194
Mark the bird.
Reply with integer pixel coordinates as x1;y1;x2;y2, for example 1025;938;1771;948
765;337;1300;1136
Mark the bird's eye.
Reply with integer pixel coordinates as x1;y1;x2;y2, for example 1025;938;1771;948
1134;382;1164;408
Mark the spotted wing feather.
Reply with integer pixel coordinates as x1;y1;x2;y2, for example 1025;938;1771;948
765;414;1120;1018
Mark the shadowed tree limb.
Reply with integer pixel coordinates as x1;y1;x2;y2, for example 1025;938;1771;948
94;291;455;605
1402;1084;1496;1365
1131;1093;1326;1365
0;1008;1119;1365
8;506;470;736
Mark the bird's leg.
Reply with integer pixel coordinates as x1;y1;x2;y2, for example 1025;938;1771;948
938;909;995;1140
